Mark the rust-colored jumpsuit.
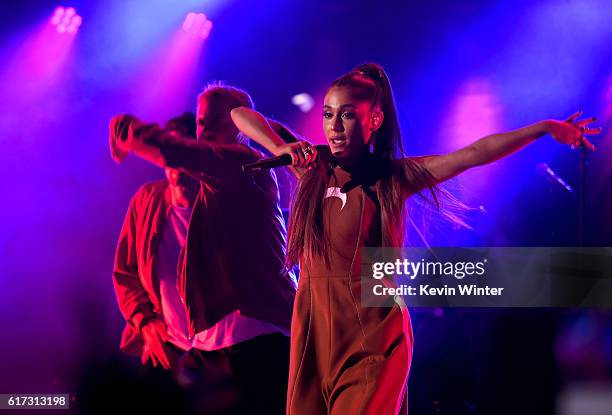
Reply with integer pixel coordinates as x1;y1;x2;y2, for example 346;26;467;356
287;163;412;415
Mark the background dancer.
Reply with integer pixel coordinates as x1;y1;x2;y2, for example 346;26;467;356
110;83;296;415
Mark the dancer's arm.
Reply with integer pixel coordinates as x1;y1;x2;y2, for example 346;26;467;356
109;114;252;179
112;191;159;332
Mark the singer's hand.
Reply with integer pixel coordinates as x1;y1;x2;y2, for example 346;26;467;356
109;114;139;163
546;110;600;151
279;141;317;169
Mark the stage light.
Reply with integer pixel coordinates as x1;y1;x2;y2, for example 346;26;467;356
50;6;82;35
182;12;213;39
291;93;314;113
51;7;64;25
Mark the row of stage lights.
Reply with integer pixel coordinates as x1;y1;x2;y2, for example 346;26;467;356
48;5;313;113
49;6;213;39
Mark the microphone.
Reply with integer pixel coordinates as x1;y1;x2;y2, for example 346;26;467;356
537;163;575;194
243;154;293;173
242;145;334;173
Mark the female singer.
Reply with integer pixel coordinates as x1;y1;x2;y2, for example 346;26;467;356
230;62;599;415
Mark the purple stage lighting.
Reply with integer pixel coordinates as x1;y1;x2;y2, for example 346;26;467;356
50;6;82;35
182;12;213;39
292;93;314;113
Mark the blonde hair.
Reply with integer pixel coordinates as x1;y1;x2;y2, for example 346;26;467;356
197;81;254;110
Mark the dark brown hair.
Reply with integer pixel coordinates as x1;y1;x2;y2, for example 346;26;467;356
286;63;444;267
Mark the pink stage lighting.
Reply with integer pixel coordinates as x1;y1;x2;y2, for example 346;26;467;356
50;6;82;34
182;12;213;39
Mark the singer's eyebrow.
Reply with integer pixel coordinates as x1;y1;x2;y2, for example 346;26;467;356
323;104;356;109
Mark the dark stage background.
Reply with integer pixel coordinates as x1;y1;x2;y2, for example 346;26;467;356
0;0;611;414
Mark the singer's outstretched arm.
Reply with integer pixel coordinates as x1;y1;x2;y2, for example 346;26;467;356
231;107;315;177
416;111;599;184
231;108;287;155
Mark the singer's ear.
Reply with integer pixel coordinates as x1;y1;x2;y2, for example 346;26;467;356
370;110;384;131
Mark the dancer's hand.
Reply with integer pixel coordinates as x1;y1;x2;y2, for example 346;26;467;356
278;141;317;169
546;110;601;151
109;114;139;163
141;319;172;369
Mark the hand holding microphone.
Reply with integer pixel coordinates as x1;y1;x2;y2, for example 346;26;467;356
243;141;319;172
283;141;318;168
